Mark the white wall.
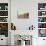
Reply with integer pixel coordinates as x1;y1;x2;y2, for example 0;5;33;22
11;0;38;45
11;0;46;46
11;0;38;30
11;0;46;30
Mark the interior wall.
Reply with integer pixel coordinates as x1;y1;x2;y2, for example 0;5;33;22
11;0;46;30
11;0;46;46
11;0;38;30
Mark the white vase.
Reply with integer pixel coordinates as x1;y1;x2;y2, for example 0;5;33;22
21;40;25;46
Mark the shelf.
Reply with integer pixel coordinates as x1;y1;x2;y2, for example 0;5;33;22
0;10;8;11
38;10;46;11
38;22;46;23
38;15;46;17
0;16;8;17
38;3;46;37
0;22;8;23
0;3;8;37
38;28;46;29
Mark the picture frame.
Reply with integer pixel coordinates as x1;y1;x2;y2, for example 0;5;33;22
17;8;29;19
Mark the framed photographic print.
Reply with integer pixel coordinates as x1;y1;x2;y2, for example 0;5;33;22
17;8;29;19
